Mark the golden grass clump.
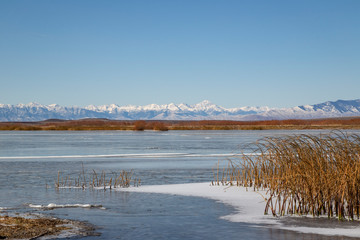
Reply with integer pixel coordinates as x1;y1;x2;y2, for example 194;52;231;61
215;131;360;220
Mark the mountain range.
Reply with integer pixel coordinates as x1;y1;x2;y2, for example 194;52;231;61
0;99;360;122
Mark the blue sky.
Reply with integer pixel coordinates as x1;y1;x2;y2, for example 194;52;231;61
0;0;359;108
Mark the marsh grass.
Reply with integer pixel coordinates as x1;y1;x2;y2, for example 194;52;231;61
214;131;360;220
55;166;141;190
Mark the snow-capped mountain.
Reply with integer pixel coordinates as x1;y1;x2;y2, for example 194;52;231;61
0;99;359;121
250;99;360;120
83;100;270;120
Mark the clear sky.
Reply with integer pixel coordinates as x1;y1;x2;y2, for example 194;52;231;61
0;0;359;108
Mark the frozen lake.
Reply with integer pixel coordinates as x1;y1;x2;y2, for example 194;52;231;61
0;130;359;239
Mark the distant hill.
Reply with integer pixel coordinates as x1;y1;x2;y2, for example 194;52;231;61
0;99;360;121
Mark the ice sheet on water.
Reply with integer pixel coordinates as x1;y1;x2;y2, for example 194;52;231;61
0;152;257;160
28;203;105;210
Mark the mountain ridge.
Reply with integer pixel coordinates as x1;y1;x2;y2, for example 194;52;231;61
0;99;359;122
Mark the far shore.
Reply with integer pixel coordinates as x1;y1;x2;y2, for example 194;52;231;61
1;117;360;131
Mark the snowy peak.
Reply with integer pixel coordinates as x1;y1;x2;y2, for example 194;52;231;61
0;99;360;121
85;101;226;114
193;100;223;112
17;102;43;108
194;100;213;108
295;99;360;114
311;99;360;113
255;99;360;120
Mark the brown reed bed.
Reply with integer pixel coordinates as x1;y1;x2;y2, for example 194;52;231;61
214;131;360;220
55;166;141;190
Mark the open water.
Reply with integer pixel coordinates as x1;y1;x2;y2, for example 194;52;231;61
0;130;359;239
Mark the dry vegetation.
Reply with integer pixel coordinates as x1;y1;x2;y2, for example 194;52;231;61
214;132;360;220
55;166;141;190
1;117;360;131
0;215;70;239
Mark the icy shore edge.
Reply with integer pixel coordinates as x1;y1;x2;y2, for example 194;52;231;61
121;182;360;238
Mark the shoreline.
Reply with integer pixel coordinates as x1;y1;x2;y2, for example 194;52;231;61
3;183;360;239
1;118;360;131
121;182;360;238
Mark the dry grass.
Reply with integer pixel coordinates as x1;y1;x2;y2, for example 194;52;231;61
55;165;141;190
214;131;360;220
0;215;69;239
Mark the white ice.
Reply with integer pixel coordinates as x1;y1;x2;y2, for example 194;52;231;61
28;203;105;209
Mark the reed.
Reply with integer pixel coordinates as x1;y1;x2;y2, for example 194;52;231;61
55;168;141;190
216;131;360;220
